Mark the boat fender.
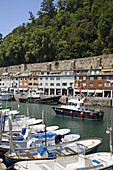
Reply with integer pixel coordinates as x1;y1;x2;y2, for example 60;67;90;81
70;111;73;114
55;108;57;111
61;110;63;112
35;129;38;132
90;113;93;116
80;112;84;116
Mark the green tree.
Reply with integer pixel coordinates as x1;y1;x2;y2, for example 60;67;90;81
0;33;3;43
29;11;35;24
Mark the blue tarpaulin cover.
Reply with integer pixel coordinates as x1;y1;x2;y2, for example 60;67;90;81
37;145;47;156
92;159;101;164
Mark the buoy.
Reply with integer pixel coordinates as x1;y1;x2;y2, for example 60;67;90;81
90;113;93;116
61;110;63;112
35;129;38;132
81;112;84;116
70;111;73;114
55;108;57;111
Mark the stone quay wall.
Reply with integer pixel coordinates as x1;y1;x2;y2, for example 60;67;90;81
0;54;113;75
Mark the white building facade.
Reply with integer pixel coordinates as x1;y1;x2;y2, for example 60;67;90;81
38;70;75;96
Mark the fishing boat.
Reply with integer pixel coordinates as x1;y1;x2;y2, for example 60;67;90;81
52;97;104;120
13;152;113;170
0;91;12;101
5;137;103;167
14;124;113;170
19;89;61;104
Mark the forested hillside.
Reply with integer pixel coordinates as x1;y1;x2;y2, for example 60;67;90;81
0;0;113;67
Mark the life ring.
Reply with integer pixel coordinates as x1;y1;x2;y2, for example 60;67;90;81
81;112;84;116
70;111;73;114
90;113;93;116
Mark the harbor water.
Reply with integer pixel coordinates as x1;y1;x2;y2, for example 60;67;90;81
3;101;113;153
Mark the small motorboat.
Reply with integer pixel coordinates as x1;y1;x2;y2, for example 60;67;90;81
52;97;104;120
5;137;103;167
14;152;113;170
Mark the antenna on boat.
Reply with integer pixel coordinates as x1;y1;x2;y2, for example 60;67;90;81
8;114;18;157
0;111;2;143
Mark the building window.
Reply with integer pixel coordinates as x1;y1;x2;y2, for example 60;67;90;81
24;78;27;80
70;83;73;86
96;71;100;74
56;77;60;80
46;77;48;80
106;76;109;80
83;76;86;80
98;83;102;87
20;82;22;86
45;83;48;86
29;83;32;85
50;77;54;80
105;83;110;87
29;78;32;80
40;77;43;80
40;83;42;86
90;77;94;80
91;71;95;74
97;77;102;80
83;83;86;87
34;77;37;80
56;83;60;86
76;76;79;80
62;83;67;86
50;83;54;86
90;83;94;87
34;83;38;86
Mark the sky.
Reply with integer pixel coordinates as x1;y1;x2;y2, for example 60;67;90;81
0;0;43;38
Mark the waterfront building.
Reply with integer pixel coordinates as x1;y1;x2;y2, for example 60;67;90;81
10;72;20;94
38;70;75;96
0;72;12;91
28;71;41;89
19;72;29;92
74;68;113;97
0;67;113;98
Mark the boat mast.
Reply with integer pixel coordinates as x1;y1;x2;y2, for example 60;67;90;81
45;120;47;146
42;109;44;124
109;126;112;157
0;111;2;143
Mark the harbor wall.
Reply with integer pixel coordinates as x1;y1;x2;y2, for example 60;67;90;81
14;93;113;107
0;54;113;74
59;96;113;107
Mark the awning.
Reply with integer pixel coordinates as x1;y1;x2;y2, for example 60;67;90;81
88;90;95;93
81;90;87;92
95;90;103;93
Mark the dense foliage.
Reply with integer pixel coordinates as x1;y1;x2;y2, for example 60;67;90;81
0;0;113;66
